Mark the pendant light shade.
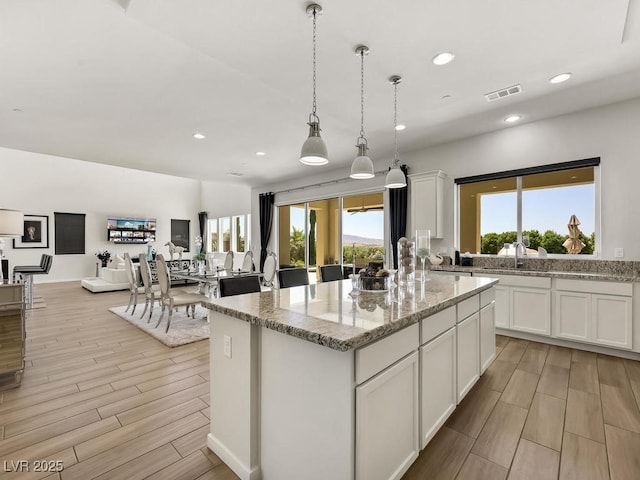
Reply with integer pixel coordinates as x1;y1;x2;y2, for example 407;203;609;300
350;45;374;180
385;75;407;189
300;4;328;166
350;141;374;179
300;116;328;165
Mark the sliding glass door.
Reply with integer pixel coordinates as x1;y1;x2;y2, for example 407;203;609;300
277;192;384;283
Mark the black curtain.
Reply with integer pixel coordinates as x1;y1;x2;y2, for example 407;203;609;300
259;192;275;271
389;165;409;269
198;211;207;250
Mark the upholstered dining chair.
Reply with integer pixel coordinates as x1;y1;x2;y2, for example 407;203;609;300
262;252;277;288
224;251;234;270
124;253;144;314
138;254;163;321
319;264;344;282
219;275;261;297
277;267;310;288
155;254;208;333
241;251;254;272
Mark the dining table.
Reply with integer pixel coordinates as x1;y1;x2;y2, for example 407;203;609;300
171;267;258;297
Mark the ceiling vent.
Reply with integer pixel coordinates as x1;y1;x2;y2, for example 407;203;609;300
484;84;522;101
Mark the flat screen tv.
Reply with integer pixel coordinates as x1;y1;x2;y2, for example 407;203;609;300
107;216;156;244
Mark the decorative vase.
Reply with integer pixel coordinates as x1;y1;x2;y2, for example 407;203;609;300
101;259;109;268
397;238;415;286
198;260;205;275
147;244;153;261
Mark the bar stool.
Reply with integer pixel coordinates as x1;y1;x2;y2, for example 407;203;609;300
13;254;53;308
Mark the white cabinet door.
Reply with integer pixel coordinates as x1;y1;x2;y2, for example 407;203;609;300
356;351;419;480
592;294;633;349
494;285;509;328
409;171;444;238
457;313;479;403
554;290;591;342
510;287;551;335
480;302;496;374
420;327;456;449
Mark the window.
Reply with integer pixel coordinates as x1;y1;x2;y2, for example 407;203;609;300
342;193;384;273
457;159;598;256
207;215;251;253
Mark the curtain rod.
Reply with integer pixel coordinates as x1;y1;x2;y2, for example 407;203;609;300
274;169;391;195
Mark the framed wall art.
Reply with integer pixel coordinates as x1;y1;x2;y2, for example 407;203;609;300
13;214;49;249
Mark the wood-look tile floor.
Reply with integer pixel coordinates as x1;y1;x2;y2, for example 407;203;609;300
0;282;238;480
402;335;640;480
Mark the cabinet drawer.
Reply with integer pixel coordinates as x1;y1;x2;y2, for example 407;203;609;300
356;323;419;385
480;288;495;308
555;279;632;296
421;306;456;345
457;295;479;323
477;274;551;289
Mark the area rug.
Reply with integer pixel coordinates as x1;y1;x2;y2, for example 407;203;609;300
108;304;209;347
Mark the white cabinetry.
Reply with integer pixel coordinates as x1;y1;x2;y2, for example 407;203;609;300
475;274;551;336
456;295;480;403
355;324;419;480
408;171;445;238
555;279;633;350
419;307;456;449
356;352;419;480
480;289;496;373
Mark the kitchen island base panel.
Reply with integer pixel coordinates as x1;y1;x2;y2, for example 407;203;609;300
209;312;260;480
261;327;354;480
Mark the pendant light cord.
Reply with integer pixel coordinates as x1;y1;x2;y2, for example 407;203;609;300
359;50;365;140
311;8;317;119
393;80;399;166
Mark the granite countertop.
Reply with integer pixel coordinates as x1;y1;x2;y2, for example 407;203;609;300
430;265;638;282
203;276;498;352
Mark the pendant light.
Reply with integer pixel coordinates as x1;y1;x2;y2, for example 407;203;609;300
350;45;374;179
300;3;328;166
385;75;407;189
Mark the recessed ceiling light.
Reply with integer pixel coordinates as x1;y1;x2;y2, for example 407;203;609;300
192;132;206;139
549;73;572;84
12;108;22;113
227;172;243;177
432;52;455;66
504;115;521;123
570;175;577;179
442;94;452;100
255;151;266;156
395;124;406;131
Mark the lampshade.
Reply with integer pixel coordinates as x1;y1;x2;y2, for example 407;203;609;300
385;166;406;189
300;120;329;165
350;143;374;179
0;209;24;237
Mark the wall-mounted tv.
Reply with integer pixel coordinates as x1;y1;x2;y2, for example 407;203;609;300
107;217;156;244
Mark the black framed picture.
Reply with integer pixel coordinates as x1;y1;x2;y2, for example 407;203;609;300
13;214;49;249
171;219;190;251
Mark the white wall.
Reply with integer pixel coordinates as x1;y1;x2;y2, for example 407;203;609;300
200;180;251;219
1;147;203;282
251;96;640;261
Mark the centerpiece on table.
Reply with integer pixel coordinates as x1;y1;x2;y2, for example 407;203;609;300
194;236;206;274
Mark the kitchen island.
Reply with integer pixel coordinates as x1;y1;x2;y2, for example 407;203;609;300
203;275;498;480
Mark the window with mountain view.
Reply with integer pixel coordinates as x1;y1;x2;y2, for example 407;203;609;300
458;161;597;255
342;193;384;273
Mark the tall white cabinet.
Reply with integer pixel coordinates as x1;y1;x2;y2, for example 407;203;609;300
409;171;446;238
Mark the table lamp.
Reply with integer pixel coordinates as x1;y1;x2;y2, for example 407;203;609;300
0;209;24;282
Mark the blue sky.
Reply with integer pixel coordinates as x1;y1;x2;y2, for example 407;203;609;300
481;184;595;235
289;208;384;240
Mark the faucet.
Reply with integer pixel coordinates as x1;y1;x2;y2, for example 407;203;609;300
513;241;525;268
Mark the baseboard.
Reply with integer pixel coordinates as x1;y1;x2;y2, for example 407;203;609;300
496;328;640;361
207;433;261;480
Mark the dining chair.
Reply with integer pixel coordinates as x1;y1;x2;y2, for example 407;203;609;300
219;275;262;297
224;251;234;270
262;252;277;287
155;254;209;333
277;267;310;288
319;264;344;282
241;251;254;272
138;254;163;321
124;253;144;314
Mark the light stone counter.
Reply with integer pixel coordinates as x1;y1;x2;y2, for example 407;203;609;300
203;275;497;351
431;265;637;282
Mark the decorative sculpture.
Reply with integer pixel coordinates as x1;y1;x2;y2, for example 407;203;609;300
164;241;185;260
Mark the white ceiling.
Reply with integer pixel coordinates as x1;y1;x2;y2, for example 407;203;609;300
1;0;639;187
